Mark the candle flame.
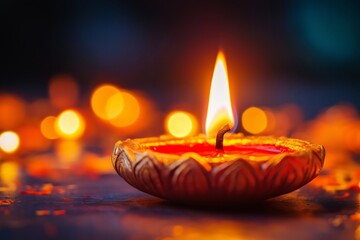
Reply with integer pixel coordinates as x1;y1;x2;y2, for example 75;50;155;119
205;51;235;138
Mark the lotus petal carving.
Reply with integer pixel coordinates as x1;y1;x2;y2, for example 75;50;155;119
112;135;325;205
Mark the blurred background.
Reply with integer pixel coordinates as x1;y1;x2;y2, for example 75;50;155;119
0;0;360;183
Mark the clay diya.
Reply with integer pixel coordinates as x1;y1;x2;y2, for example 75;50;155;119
112;51;325;205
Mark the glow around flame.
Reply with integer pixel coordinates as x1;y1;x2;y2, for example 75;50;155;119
205;51;235;138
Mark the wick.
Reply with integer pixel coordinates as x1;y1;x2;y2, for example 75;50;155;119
215;124;231;152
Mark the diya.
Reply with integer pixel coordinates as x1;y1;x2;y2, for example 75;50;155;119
112;51;325;205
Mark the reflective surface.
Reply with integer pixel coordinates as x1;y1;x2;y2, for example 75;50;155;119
0;171;358;240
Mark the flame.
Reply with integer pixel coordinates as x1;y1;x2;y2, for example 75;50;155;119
205;51;235;138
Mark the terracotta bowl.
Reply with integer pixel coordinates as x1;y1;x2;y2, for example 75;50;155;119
112;134;325;205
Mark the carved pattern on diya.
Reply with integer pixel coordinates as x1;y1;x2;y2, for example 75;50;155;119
112;135;325;205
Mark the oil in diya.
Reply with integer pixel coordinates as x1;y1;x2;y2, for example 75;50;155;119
112;51;325;205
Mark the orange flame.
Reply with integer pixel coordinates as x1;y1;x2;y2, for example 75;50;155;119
205;51;235;138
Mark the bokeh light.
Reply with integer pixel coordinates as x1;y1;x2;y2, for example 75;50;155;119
345;123;360;154
108;91;141;128
55;110;85;139
105;92;124;119
29;99;55;120
91;84;124;120
0;95;26;129
18;124;50;151
0;161;20;191
55;140;82;165
40;116;59;140
0;131;20;153
263;109;276;133
90;84;150;132
82;153;114;175
293;104;358;154
26;155;56;178
49;75;79;109
165;111;198;138
242;107;268;134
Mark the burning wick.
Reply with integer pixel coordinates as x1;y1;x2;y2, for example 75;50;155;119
215;124;231;151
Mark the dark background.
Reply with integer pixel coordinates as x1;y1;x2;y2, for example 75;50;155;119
1;0;360;118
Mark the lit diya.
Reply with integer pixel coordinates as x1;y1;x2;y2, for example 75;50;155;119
112;51;325;205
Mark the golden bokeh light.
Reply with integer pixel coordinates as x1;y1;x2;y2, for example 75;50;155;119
109;91;141;128
83;154;114;175
105;92;124;119
205;51;235;138
0;161;19;190
40;116;59;140
166;111;198;138
55;110;85;139
91;84;124;120
91;84;143;129
0;131;20;153
242;107;268;134
109;91;157;135
0;161;20;192
263;109;276;133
